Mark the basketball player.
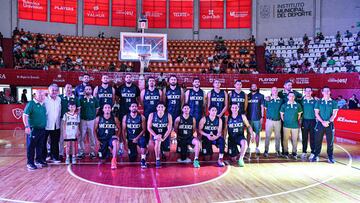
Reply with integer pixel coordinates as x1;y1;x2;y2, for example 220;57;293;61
93;75;115;109
164;75;184;124
140;76;162;118
122;103;147;168
94;104;121;170
185;78;206;127
226;103;254;167
147;102;172;168
229;80;247;115
174;104;200;168
199;105;225;167
74;73;90;99
207;79;228;120
116;73;140;121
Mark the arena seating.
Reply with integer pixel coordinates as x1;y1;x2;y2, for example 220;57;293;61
265;35;360;73
13;33;256;73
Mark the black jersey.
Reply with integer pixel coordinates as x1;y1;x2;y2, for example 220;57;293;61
151;112;169;136
209;89;226;116
202;116;220;136
143;88;160;118
125;113;142;140
97;115;117;141
188;89;204;121
178;115;194;140
117;84;140;115
165;86;182;119
97;85;113;108
230;90;246;114
227;114;245;138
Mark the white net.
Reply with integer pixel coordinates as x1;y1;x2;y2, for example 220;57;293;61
139;54;151;74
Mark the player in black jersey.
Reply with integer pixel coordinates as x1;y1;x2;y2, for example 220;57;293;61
199;105;225;167
164;75;184;124
116;73;140;121
121;103;147;168
94;104;121;170
229;80;248;115
93;75;115;109
185;78;206;127
225;103;255;167
147;102;173;168
140;76;163;118
207;79;228;119
174;104;200;168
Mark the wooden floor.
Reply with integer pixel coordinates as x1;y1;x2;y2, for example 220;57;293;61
1;129;360;203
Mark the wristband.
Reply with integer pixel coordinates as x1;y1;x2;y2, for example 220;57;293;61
25;126;30;128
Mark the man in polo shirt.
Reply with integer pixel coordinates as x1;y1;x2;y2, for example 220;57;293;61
301;87;317;160
77;85;100;159
264;87;283;158
23;89;47;170
74;73;90;99
246;83;264;156
59;84;77;160
312;86;338;163
43;84;62;163
280;92;303;159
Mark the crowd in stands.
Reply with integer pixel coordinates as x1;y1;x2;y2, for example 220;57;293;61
0;32;4;68
265;30;360;74
336;94;359;109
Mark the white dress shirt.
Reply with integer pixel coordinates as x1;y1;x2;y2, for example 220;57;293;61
44;95;61;130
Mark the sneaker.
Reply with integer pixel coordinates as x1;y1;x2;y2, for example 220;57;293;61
161;153;167;161
65;157;70;165
263;152;269;158
35;161;48;168
292;154;298;160
328;157;336;164
246;148;251;154
89;152;96;159
140;159;147;169
217;159;225;167
52;159;61;164
72;156;77;164
177;158;185;163
27;163;37;170
283;155;289;159
35;162;43;168
156;160;161;168
111;158;117;170
308;153;315;160
59;155;64;161
255;148;261;156
77;153;85;159
238;159;245;167
301;153;307;160
276;151;282;157
193;159;200;168
98;159;106;164
311;156;319;162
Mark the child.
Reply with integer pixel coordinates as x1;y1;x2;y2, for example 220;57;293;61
62;101;80;164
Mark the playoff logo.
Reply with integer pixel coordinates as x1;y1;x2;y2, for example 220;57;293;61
12;108;24;120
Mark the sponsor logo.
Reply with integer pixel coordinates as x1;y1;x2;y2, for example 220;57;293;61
202;10;220;20
0;74;6;79
53;74;65;83
328;78;348;84
337;117;358;124
12;108;23;120
145;11;163;18
173;12;190;17
22;0;44;10
86;5;105;18
259;5;271;19
16;75;40;80
295;77;309;84
115;10;134;16
229;11;249;18
259;77;278;84
54;6;74;11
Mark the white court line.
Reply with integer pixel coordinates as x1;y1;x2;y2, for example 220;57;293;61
67;164;231;190
0;197;37;203
214;144;353;203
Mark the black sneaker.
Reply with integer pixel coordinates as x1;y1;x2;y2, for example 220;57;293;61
140;159;147;169
311;156;319;162
161;153;167;161
27;163;37;170
263;152;269;158
156;160;161;168
77;153;85;159
328;157;336;164
39;161;48;167
89;152;96;159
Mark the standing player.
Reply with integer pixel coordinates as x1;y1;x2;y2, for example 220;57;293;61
185;78;206;127
164;75;184;124
229;80;247;115
312;86;338;163
301;87;317;160
147;102;173;168
116;73;140;121
199;105;225;167
226;103;254;167
140;76;163;118
207;79;228;135
74;73;90;99
174;104;200;168
122;103;147;168
246;83;264;156
94;104;121;169
93;75;115;109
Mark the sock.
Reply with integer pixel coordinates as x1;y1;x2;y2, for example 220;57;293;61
219;153;224;159
194;156;198;160
141;154;146;159
156;157;160;161
66;155;70;158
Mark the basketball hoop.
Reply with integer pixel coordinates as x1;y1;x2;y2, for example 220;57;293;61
138;54;151;75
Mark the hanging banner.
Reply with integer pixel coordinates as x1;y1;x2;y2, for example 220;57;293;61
50;0;77;24
226;0;252;28
142;0;167;28
18;0;47;21
112;0;136;27
84;0;109;26
169;0;193;28
199;0;224;29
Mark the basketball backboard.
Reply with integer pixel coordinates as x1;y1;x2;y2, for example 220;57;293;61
120;32;167;61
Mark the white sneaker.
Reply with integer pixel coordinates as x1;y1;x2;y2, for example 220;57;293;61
301;153;307;160
246;148;251;154
308;153;315;160
72;156;77;164
255;148;260;155
65;157;70;165
177;158;191;163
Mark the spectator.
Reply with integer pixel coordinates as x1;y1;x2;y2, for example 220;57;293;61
337;96;346;109
108;62;116;72
196;54;205;64
98;32;105;39
264;38;270;47
335;31;341;41
25;31;33;41
348;94;359;109
0;91;6;104
20;35;29;44
56;33;63;43
4;89;16;104
20;28;25;36
0;58;4;68
36;33;44;43
0;32;3;45
157;72;167;89
347;47;354;56
326;48;334;57
13;27;20;36
345;30;353;38
21;89;28;104
0;46;3;58
213;62;221;73
249;35;255;43
303;33;309;43
249;57;257;69
288;37;295;46
120;62;127;72
75;56;82;66
239;47;249;55
183;54;188;64
177;55;184;63
327;57;336;67
278;38;285;46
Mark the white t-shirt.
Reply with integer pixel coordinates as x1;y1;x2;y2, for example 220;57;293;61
62;112;80;140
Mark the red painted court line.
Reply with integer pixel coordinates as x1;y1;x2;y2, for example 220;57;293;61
150;168;162;203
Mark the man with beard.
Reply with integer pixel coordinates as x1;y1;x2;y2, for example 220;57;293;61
116;73;140;121
185;78;206;127
164;75;184;124
93;75;115;109
229;80;247;115
122;103;147;168
246;83;264;156
74;73;90;99
207;79;228;124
